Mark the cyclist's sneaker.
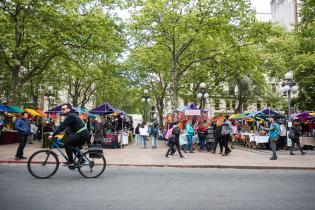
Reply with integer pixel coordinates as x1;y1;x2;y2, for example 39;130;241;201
62;161;74;166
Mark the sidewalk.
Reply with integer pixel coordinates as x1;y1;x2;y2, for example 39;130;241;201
1;140;315;170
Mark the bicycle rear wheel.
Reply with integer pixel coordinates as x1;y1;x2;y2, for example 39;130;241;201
78;150;106;178
27;150;59;179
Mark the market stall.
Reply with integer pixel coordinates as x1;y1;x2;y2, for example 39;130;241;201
291;112;315;148
240;108;282;150
0;105;22;144
90;103;128;148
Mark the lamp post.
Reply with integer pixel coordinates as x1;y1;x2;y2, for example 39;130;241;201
141;89;151;122
197;82;209;109
280;71;299;125
43;86;55;111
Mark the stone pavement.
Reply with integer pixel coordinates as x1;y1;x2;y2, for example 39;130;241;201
1;140;315;169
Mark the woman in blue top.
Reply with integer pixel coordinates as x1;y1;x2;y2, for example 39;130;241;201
262;118;279;160
185;120;195;153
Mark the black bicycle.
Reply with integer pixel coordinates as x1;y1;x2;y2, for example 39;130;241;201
27;137;106;179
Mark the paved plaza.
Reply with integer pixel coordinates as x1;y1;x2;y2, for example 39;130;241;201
1;140;315;169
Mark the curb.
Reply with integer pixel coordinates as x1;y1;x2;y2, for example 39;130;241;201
1;160;315;170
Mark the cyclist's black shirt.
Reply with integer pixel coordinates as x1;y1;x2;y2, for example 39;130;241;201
52;112;88;136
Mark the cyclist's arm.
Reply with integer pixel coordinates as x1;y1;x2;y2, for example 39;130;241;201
51;114;74;137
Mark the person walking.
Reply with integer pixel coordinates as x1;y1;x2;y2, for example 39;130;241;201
185;120;195;153
279;121;287;150
212;123;223;154
197;121;208;152
205;122;215;152
220;116;232;156
150;122;159;149
15;112;31;160
289;120;306;155
134;123;141;146
262;118;280;160
29;121;37;144
165;121;184;158
93;116;104;145
139;121;149;149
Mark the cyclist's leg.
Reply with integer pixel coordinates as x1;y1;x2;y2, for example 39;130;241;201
64;134;83;163
74;134;90;159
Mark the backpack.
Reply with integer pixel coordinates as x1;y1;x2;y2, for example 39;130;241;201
274;123;281;135
150;126;158;136
221;124;230;136
165;127;174;140
288;130;295;139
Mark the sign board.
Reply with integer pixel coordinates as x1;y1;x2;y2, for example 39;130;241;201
288;121;292;128
185;109;201;116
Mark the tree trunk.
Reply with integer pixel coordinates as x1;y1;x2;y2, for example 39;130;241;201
156;97;164;126
171;63;178;111
8;66;20;104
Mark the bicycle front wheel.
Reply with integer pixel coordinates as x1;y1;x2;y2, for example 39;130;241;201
78;150;106;178
27;150;59;179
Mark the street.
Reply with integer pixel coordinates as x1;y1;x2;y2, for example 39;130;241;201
0;165;315;210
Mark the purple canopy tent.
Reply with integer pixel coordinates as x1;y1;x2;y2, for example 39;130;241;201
292;112;315;121
256;108;280;116
90;103;127;133
176;102;208;113
89;103;121;115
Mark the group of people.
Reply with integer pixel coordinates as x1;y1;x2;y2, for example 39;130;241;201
134;121;160;149
164;115;235;158
11;103;311;163
261;117;306;160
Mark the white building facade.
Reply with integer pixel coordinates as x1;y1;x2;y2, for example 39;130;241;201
271;0;301;31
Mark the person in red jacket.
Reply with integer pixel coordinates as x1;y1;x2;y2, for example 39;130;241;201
197;121;208;152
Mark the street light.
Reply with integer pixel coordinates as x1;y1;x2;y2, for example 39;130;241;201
0;98;6;105
281;71;299;124
141;89;151;122
197;82;209;109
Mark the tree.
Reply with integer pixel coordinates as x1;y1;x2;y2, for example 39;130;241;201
292;0;315;111
0;0;124;104
130;0;264;111
124;44;171;123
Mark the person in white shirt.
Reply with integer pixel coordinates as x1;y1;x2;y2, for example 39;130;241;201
139;121;149;149
29;121;38;144
279;122;287;150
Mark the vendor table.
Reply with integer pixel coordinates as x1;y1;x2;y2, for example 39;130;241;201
300;136;315;147
0;130;20;145
102;133;121;149
241;133;269;149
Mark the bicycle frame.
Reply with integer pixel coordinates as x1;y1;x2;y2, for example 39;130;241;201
49;138;81;163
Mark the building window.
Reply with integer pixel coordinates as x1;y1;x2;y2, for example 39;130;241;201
226;100;231;110
232;100;236;109
228;86;235;95
215;99;220;110
257;102;261;110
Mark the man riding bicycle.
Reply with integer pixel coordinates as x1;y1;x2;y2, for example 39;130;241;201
49;103;90;166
